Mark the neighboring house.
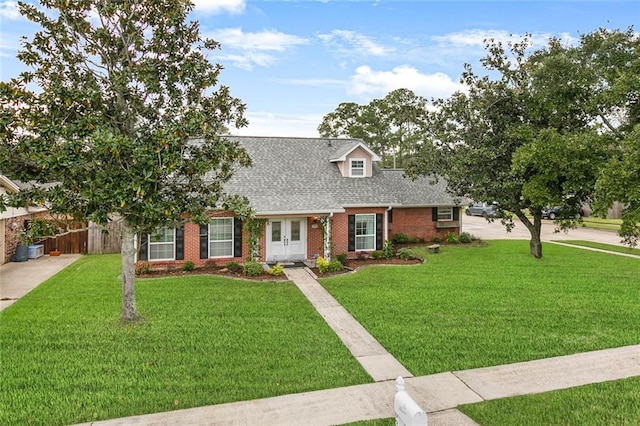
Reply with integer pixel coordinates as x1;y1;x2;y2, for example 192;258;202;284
0;174;49;264
137;136;462;266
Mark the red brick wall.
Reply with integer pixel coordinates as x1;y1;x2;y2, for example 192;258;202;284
332;207;388;259
307;217;324;259
137;206;459;269
3;211;52;263
390;207;459;243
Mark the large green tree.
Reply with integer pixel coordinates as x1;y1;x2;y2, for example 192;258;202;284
318;88;427;168
0;0;250;320
407;29;637;257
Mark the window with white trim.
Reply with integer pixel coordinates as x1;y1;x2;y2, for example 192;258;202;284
149;227;175;260
350;159;365;177
209;218;233;257
437;207;453;221
355;214;375;250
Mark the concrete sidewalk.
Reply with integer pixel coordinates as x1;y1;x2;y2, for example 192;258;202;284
81;344;640;426
0;254;81;311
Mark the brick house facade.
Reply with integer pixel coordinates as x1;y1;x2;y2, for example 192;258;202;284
136;137;461;268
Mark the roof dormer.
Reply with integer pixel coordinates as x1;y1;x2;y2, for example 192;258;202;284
329;141;381;178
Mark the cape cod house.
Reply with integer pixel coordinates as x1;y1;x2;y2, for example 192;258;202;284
138;136;461;266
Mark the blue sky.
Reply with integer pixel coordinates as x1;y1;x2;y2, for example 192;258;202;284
1;0;638;137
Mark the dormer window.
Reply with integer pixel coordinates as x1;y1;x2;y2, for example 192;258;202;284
350;159;365;177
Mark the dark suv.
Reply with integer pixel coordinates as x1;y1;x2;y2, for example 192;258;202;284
541;206;584;220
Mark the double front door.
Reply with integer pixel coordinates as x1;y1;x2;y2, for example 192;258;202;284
267;218;306;262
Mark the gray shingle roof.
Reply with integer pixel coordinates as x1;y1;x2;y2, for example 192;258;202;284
212;136;457;215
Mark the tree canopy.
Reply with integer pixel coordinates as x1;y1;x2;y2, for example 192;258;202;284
318;88;428;168
0;0;250;320
405;28;639;257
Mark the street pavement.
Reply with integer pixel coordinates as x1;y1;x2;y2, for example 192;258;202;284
462;214;627;246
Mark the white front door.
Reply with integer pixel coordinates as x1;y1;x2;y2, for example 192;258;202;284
267;218;307;262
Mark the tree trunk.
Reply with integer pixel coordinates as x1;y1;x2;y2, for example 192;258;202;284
516;211;543;258
121;224;139;321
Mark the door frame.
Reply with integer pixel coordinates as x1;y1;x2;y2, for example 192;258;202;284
265;217;308;262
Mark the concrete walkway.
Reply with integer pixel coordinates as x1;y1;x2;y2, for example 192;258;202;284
0;253;81;311
284;267;412;382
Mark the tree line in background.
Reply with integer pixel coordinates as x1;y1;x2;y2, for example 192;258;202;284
319;28;639;258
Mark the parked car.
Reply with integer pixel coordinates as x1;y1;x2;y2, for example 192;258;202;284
465;202;501;218
541;206;584;220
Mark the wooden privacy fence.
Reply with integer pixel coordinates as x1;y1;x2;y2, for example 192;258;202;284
42;225;88;254
87;220;123;254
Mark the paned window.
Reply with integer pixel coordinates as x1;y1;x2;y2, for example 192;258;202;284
350;159;365;177
355;214;375;250
437;207;453;221
149;227;175;260
209;218;233;257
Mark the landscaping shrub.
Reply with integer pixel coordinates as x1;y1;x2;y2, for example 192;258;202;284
317;257;343;274
316;257;330;274
327;259;344;272
267;264;284;276
396;247;423;261
226;261;242;273
243;260;264;277
335;253;347;265
135;261;150;275
382;240;394;259
181;260;195;271
432;236;441;243
408;236;420;244
371;250;383;259
392;233;409;244
446;232;460;244
459;232;475;244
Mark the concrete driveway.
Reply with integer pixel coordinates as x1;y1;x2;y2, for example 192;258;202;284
0;254;81;312
461;215;626;246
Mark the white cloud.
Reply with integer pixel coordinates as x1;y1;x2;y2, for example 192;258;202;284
318;29;393;58
348;65;465;100
211;27;309;51
215;52;275;71
229;111;322;137
209;28;309;70
0;1;20;20
192;0;245;15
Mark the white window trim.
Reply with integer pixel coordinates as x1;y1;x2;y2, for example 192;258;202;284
355;213;376;251
209;217;234;258
349;158;366;178
437;207;454;221
148;227;176;261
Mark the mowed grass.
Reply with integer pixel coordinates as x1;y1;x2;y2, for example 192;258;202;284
556;240;640;256
321;241;640;376
0;254;371;425
460;376;640;425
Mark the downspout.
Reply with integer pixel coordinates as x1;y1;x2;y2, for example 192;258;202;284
385;206;392;242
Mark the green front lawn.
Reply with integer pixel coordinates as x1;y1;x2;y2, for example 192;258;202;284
460;376;640;425
555;240;640;255
0;254;371;425
321;241;640;376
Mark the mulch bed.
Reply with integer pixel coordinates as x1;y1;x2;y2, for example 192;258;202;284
137;265;287;281
137;257;423;281
310;257;423;278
